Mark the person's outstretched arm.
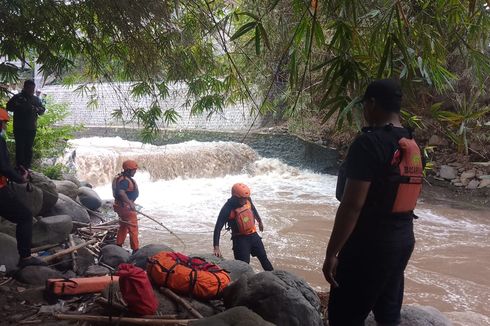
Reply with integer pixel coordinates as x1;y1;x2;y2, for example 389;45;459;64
213;203;232;257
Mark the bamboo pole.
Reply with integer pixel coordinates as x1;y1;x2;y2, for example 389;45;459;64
54;314;194;325
42;239;97;263
135;210;186;249
159;288;203;319
31;243;61;253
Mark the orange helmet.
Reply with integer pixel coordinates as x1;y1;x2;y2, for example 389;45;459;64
122;159;138;170
232;183;251;198
0;108;9;121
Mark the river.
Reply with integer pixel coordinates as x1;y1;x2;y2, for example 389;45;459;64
68;136;490;326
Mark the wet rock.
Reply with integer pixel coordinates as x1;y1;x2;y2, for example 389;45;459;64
100;244;130;268
428;135;448;146
0;233;20;273
53;180;78;200
79;181;93;188
48;193;90;223
77;186;102;210
84;265;110;276
460;170;476;183
128;244;174;270
223;270;322;326
478;178;490;188
30;172;58;215
0;218;18;238
365;305;451;326
189;306;275;326
439;165;457;180
62;173;81;187
16;266;64;285
466;179;480;189
74;247;96;275
153;290;223;318
9;183;43;216
32;215;72;247
219;259;254;281
188;253;224;265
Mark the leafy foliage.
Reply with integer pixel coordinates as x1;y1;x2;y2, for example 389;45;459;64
1;0;489;139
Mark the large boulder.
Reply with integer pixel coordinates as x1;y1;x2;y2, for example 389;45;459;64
16;266;64;285
365;305;451;326
0;233;20;273
100;244;130;268
9;183;43;216
219;259;254;282
128;244;174;270
31;215;73;247
0;218;18;238
189;306;275;326
77;186;102;210
52;180;79;200
61;173;81;187
48;193;90;223
30;172;58;215
223;270;322;326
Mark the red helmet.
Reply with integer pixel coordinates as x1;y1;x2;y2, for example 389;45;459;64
122;160;138;171
0;108;9;122
232;183;251;198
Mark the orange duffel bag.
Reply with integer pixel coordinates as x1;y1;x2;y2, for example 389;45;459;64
147;251;230;300
46;275;119;296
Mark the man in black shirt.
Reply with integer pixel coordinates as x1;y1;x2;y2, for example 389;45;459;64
0;108;47;268
323;79;423;326
6;80;45;169
213;183;273;271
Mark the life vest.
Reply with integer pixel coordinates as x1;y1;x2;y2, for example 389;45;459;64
45;275;119;296
388;137;423;213
229;200;256;235
336;127;423;214
112;173;138;201
147;251;231;300
0;175;7;189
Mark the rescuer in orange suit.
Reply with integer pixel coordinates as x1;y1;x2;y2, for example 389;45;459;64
113;160;140;253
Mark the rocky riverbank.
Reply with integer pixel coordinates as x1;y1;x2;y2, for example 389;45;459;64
0;172;456;325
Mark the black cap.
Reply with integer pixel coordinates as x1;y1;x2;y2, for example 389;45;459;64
362;79;402;113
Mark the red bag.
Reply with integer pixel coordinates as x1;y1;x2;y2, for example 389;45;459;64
116;263;158;315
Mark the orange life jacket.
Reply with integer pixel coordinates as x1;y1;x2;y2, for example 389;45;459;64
229;200;256;235
45;276;119;296
389;137;423;213
0;175;7;189
112;173;138;202
147;251;231;300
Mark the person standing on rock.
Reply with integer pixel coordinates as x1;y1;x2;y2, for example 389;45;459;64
322;79;423;326
6;80;45;169
113;160;140;254
0;108;47;268
213;183;273;271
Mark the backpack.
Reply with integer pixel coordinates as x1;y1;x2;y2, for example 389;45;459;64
147;252;231;300
116;263;158;316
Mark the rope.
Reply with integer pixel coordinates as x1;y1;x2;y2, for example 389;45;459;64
135;209;187;250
